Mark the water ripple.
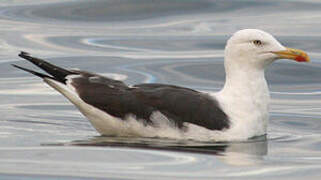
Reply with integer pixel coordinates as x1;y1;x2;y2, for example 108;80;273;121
0;0;321;179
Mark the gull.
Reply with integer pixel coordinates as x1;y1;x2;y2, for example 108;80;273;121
13;29;310;141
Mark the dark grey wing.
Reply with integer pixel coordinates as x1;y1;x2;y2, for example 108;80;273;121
132;83;230;130
15;52;229;131
72;79;229;130
69;72;156;122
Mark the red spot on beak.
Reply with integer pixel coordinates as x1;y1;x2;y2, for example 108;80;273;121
295;56;307;62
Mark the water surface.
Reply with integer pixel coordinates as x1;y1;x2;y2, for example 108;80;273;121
0;0;321;179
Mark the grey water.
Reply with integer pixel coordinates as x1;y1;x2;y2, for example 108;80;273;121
0;0;320;179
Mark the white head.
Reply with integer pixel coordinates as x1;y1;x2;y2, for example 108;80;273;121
224;29;309;73
216;29;309;140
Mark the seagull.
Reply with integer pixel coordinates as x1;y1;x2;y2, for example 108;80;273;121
12;29;310;142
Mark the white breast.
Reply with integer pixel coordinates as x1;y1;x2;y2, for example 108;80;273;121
213;69;270;140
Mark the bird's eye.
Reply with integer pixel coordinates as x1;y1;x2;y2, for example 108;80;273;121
253;40;262;46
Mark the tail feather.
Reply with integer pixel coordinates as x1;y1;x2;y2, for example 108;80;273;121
18;51;75;83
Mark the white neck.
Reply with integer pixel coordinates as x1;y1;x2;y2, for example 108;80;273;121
214;60;270;140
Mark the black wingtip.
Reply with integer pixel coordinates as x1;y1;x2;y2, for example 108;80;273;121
17;51;76;84
12;64;52;79
19;51;30;56
18;51;32;60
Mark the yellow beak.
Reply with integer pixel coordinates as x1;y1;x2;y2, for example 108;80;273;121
272;47;310;62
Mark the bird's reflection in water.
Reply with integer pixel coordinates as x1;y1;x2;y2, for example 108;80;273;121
45;135;267;166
